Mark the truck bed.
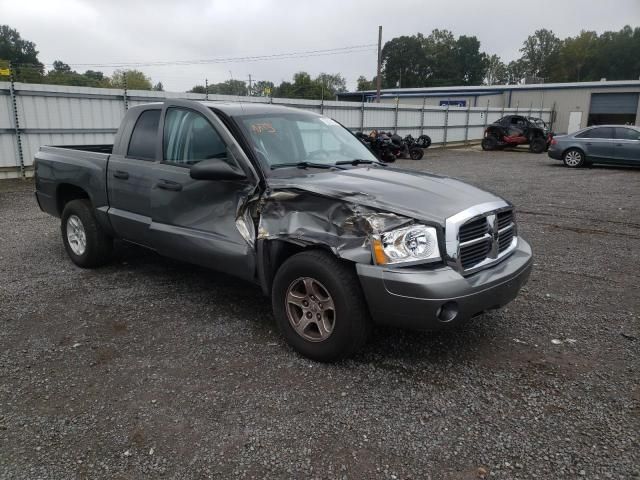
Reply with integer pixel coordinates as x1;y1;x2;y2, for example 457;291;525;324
34;145;114;219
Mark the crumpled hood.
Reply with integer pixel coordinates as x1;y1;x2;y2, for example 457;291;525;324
267;166;506;225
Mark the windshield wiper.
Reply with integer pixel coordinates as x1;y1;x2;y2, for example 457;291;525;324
271;161;346;170
335;158;387;167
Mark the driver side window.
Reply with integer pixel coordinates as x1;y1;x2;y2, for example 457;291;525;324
163;108;233;167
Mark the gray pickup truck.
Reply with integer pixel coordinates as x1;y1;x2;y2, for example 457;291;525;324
35;99;532;361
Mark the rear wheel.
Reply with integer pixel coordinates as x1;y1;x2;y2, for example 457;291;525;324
409;147;424;160
563;148;586;168
61;199;113;268
272;250;370;362
529;137;546;154
481;135;498;151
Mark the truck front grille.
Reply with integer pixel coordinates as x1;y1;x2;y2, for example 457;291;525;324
453;207;517;274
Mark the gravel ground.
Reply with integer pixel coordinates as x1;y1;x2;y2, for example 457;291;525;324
0;148;638;480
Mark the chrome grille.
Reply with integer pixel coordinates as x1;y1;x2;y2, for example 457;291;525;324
446;202;518;275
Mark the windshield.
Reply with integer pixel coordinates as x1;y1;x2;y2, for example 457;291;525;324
234;112;378;168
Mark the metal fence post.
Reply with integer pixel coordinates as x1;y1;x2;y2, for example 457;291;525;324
515;101;519;114
205;78;209;101
394;96;399;134
464;103;470;145
360;96;365;132
529;102;533;117
9;66;25;179
443;104;449;148
419;97;426;136
483;100;490;131
320;97;324;115
123;72;129;110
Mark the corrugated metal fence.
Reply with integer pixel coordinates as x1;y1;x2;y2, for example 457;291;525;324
0;81;553;179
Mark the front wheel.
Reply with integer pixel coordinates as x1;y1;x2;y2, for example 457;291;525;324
61;199;113;268
481;135;498;151
271;250;370;362
563;148;586;168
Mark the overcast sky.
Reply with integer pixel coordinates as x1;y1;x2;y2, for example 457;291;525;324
2;0;639;91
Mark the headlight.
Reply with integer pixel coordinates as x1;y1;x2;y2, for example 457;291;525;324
371;225;440;265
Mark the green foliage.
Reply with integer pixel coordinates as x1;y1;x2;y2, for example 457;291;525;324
519;29;562;81
484;55;508;85
251;80;274;97
110;69;153;90
380;30;486;88
272;72;347;99
356;75;376;91
43;59;111;87
0;24;44;81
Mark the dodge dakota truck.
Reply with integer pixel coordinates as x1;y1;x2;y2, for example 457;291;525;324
34;100;532;361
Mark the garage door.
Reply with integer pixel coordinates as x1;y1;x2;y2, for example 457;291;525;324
588;92;639;125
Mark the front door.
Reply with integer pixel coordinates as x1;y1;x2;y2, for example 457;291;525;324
107;108;160;247
150;106;257;281
613;127;640;164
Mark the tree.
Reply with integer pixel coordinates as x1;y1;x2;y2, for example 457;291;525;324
356;75;375;91
0;25;43;82
207;79;248;96
519;29;562;81
188;85;207;93
152;82;164;91
381;34;429;88
315;72;347;95
506;59;527;84
454;35;487;85
110;69;153;90
251;80;274;97
484;54;508;85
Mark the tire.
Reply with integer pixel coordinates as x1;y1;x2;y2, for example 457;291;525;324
562;148;586;168
61;199;113;268
529;137;546;154
271;250;370;362
418;135;432;148
481;135;498;151
409;147;424;160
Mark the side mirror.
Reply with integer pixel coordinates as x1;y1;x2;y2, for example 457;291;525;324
190;159;247;181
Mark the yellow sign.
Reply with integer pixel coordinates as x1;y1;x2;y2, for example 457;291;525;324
0;68;10;76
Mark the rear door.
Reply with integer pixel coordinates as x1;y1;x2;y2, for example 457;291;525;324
149;104;258;281
107;108;160;246
612;127;640;164
575;127;614;161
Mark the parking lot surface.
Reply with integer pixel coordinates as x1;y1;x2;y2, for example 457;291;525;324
1;148;638;479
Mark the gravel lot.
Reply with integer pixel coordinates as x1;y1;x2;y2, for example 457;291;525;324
1;148;638;480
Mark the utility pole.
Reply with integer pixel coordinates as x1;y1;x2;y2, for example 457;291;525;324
375;25;382;103
205;78;208;101
248;74;253;96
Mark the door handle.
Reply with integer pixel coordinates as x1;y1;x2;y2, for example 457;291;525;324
586;142;593;146
156;179;182;191
113;170;129;180
615;143;623;147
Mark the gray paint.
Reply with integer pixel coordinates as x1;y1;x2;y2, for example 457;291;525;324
548;125;640;166
35;99;533;330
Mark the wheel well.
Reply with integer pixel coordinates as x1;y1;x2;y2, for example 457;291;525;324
260;240;340;296
562;146;585;158
57;184;90;215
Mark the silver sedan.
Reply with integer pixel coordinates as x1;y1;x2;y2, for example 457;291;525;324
548;125;640;167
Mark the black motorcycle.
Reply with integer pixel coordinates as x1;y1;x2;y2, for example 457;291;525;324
356;131;425;162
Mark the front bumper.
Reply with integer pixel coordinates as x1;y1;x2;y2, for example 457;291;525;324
356;238;533;330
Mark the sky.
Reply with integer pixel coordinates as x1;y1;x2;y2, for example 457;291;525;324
2;0;639;92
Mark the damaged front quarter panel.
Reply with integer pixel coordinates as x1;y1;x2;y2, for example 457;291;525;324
256;188;412;264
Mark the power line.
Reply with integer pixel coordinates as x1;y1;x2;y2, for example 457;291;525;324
29;44;377;69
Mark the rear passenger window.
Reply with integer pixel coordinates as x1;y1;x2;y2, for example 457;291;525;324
615;127;640;140
127;110;160;160
576;127;613;139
